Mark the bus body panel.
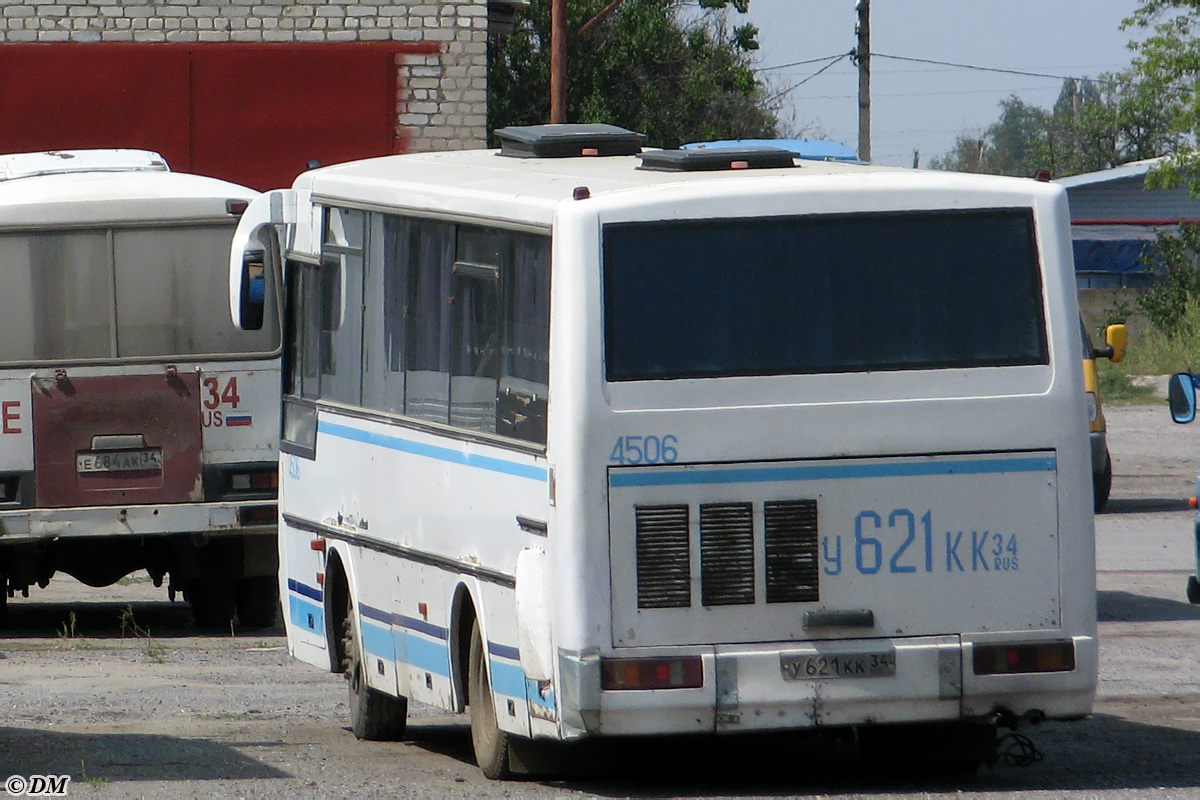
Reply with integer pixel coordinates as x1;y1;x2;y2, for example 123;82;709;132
279;404;549;735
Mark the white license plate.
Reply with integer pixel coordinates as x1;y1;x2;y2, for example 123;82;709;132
780;650;896;681
76;449;163;473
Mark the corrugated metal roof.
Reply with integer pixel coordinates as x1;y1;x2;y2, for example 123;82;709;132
1053;158;1163;189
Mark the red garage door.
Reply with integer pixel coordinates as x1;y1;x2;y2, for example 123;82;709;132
0;43;438;190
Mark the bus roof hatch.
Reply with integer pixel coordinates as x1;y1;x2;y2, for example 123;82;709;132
496;124;646;159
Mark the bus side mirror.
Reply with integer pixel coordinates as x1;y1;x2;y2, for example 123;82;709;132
1100;324;1127;363
229;191;290;330
239;250;266;331
1169;373;1197;424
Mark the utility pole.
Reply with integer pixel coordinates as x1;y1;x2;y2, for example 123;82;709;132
855;0;871;163
551;0;567;123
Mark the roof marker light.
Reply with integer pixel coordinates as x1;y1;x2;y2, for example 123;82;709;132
573;186;591;200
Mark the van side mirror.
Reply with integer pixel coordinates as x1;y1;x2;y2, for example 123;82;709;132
1169;372;1197;424
1101;324;1127;363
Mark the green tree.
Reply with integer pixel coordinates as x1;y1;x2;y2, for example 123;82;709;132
1139;223;1200;336
487;0;778;148
1123;2;1200;191
931;75;1178;178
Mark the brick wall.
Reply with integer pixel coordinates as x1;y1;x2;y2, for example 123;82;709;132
0;1;489;151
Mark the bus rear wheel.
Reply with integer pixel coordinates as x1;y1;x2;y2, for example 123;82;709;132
186;579;236;629
469;617;512;779
342;601;406;740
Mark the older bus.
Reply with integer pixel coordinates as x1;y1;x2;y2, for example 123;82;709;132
0;150;281;628
231;125;1097;777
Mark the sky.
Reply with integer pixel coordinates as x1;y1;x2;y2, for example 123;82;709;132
737;0;1147;167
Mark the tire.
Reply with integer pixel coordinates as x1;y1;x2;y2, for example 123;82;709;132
469;617;511;779
1187;575;1200;605
187;579;236;629
235;576;279;628
342;600;407;741
1094;451;1113;514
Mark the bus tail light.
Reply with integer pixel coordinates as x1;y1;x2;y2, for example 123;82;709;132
238;504;277;525
973;641;1075;675
600;656;703;690
231;470;278;491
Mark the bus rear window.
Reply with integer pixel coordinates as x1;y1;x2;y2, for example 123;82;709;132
603;209;1047;381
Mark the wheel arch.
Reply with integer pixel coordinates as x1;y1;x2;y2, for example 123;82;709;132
323;546;350;674
450;580;481;713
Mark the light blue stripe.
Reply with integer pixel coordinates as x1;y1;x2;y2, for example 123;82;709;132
610;456;1056;488
362;620;395;662
402;632;453;677
525;677;556;710
289;595;324;634
490;659;527;699
319;420;548;482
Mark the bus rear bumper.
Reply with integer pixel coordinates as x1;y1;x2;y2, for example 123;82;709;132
0;501;276;542
573;634;1096;737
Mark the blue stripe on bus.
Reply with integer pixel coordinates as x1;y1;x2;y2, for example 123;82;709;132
402;632;453;677
489;642;521;661
362;620;395;662
525;678;556;710
609;455;1057;488
489;659;527;699
289;595;325;633
360;603;391;625
288;578;323;602
399;615;449;640
318;420;548;482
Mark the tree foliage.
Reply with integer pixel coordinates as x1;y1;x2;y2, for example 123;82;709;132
1123;2;1200;191
1139;223;1200;336
487;0;779;148
930;75;1179;178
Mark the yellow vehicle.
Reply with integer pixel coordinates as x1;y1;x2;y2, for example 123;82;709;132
1083;319;1127;512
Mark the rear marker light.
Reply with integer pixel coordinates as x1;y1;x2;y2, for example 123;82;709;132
226;199;250;216
1189;497;1197;510
973;641;1075;675
238;504;276;525
310;538;326;552
601;656;703;690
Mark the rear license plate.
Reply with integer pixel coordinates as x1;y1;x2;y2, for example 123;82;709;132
780;650;896;681
76;449;163;473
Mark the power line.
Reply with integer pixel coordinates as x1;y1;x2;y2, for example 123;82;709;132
765;54;850;103
757;53;852;72
870;52;1125;85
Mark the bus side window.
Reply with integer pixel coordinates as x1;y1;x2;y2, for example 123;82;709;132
498;233;550;445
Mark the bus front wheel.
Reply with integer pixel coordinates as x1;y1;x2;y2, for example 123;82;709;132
343;600;407;740
469;617;512;779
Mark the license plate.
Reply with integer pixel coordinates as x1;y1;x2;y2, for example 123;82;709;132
780;650;896;681
76;449;163;473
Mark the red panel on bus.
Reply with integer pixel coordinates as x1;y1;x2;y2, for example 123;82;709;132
31;373;203;508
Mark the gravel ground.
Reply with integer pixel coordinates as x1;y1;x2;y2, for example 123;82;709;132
3;402;1200;798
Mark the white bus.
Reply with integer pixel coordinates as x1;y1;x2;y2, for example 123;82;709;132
231;125;1097;777
0;150;281;628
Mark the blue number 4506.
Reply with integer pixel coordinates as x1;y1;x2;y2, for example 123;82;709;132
609;435;679;465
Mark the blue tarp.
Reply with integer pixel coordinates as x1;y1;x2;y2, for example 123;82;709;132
1072;239;1150;275
681;139;860;163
